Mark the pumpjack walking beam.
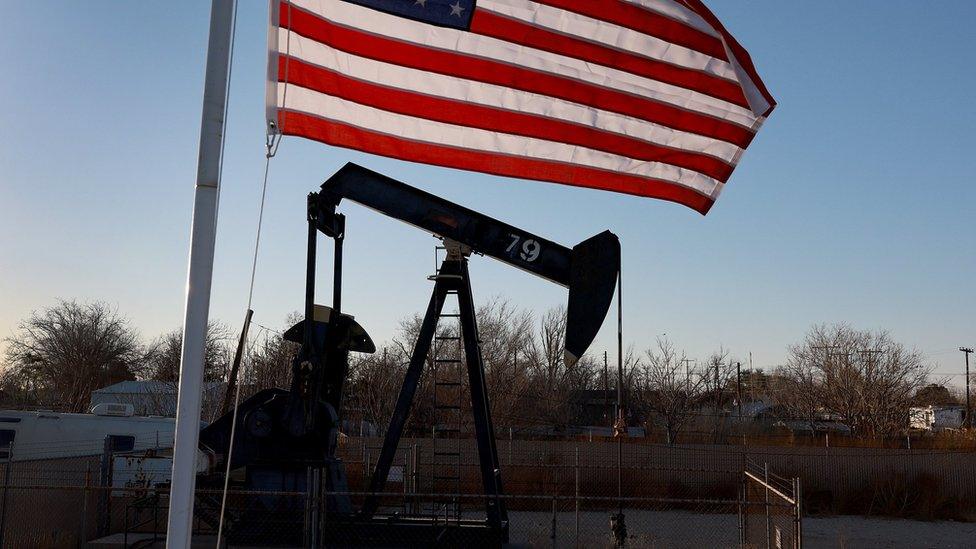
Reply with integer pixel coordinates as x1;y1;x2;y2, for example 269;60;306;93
361;251;506;526
312;163;621;364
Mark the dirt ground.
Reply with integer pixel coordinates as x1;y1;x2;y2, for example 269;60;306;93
804;515;976;549
508;509;976;548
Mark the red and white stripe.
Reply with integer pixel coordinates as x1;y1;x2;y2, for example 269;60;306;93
267;0;775;214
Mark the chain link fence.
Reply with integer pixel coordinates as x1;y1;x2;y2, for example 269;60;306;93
7;434;976;547
0;438;770;548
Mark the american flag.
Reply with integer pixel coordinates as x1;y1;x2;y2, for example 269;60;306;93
267;0;775;214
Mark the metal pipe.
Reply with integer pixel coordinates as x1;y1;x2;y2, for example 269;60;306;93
575;447;580;548
0;440;13;548
550;496;557;548
736;361;742;419
80;467;90;545
794;476;803;549
304;214;318;350
737;479;744;547
616;266;623;514
333;217;344;313
220;308;253;416
166;2;235;546
764;463;771;549
604;351;610;426
962;347;973;429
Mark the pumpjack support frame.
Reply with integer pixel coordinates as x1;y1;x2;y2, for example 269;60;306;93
362;249;508;533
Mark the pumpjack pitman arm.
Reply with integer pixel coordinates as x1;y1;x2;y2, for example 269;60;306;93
310;162;620;365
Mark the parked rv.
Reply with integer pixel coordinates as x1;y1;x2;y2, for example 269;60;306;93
0;404;191;462
909;405;966;431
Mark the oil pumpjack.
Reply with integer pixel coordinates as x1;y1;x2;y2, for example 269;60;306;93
198;163;620;546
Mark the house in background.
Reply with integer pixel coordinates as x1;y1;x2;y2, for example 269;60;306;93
90;380;225;417
909;405;966;431
571;389;616;426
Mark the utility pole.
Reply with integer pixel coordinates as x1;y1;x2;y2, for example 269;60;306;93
681;358;695;390
736;361;742;419
810;345;840;427
858;348;883;365
714;359;720;396
962;347;973;429
812;345;841;363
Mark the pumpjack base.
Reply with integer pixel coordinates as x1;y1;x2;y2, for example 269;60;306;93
315;516;509;548
224;512;507;548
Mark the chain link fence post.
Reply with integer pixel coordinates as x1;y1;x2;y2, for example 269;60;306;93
575;446;580;548
793;476;803;549
764;462;771;549
0;440;12;548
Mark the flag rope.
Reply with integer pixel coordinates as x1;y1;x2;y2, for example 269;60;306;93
216;2;289;537
215;136;280;547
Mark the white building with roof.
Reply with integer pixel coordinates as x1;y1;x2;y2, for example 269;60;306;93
89;380;225;417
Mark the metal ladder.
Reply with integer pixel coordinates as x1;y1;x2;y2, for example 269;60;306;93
428;245;465;519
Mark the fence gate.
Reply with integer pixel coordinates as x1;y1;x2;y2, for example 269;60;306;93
741;459;802;549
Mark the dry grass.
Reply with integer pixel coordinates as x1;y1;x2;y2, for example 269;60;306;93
623;426;976;451
838;473;972;521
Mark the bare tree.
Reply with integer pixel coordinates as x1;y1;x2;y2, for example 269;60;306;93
343;302;598;435
241;313;302;395
774;324;932;436
469;299;535;430
139;321;236;421
912;384;958;407
700;347;735;403
634;338;708;444
346;346;408;434
369;299;541;434
2;300;146;412
143;321;232;382
526;306;597;429
737;368;773;402
698;347;735;439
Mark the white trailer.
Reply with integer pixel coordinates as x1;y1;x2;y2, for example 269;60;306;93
0;405;196;462
909;405;965;431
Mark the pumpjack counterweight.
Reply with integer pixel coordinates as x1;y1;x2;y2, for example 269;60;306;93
198;163;620;546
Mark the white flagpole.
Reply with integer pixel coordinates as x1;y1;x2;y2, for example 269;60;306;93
166;0;235;547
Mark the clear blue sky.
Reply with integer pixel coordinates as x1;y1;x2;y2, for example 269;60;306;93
1;1;974;380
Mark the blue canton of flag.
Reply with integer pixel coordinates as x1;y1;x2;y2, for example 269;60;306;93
340;0;477;30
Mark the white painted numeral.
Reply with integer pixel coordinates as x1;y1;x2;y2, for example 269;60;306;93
520;239;541;262
506;234;520;253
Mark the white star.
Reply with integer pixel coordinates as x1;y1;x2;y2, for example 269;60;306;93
449;1;464;17
414;0;426;7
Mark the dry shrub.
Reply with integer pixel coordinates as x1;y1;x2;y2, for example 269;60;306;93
839;473;971;521
929;430;976;450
